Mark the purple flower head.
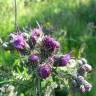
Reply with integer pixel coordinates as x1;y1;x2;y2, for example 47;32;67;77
10;33;25;49
43;36;60;52
54;54;71;66
32;28;43;37
80;85;86;93
29;28;43;47
84;83;92;92
28;54;39;63
61;54;71;66
37;64;51;79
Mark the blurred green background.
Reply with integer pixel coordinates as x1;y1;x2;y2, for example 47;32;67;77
0;0;96;96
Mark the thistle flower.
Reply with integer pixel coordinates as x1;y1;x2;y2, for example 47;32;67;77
10;33;26;49
80;83;92;93
84;83;92;92
77;76;92;92
2;27;92;95
60;54;71;66
54;54;71;66
29;28;43;48
42;36;60;52
28;54;39;63
37;64;51;79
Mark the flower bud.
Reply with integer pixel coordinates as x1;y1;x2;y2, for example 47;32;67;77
79;65;86;72
60;54;71;66
83;64;92;72
80;64;92;72
77;76;85;83
28;54;39;63
29;28;43;48
54;54;71;66
80;85;86;93
84;83;92;92
37;64;51;79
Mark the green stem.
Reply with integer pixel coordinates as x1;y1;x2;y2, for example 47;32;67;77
34;78;36;96
37;77;41;96
33;68;41;96
14;0;19;32
36;74;41;96
14;0;17;31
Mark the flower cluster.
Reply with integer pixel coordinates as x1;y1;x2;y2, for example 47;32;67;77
78;58;92;75
2;27;92;94
78;76;92;93
71;58;92;93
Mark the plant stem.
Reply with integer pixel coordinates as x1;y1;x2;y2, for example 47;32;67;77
14;0;17;31
14;0;19;32
37;77;41;96
33;68;41;96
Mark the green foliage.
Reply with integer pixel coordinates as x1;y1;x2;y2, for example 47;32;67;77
0;0;96;96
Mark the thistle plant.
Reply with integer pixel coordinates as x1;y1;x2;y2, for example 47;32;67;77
1;27;92;96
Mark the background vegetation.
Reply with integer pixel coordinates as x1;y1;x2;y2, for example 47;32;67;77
0;0;96;96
